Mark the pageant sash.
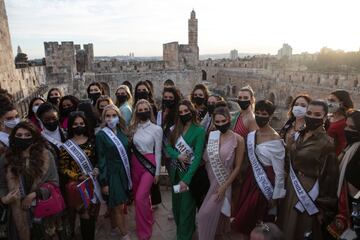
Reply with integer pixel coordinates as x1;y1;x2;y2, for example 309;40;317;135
247;131;274;200
132;145;156;176
0;132;9;147
156;111;162;126
201;113;212;132
41;132;63;149
102;127;132;189
289;160;319;215
62;139;104;203
174;136;194;172
207;130;231;217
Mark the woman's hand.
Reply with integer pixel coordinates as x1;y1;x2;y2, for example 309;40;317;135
215;185;226;202
92;168;99;177
78;174;87;181
154;176;159;184
1;189;20;204
21;192;36;210
102;186;109;195
179;181;189;192
178;154;191;168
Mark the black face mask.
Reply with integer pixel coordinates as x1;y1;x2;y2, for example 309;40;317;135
88;92;101;104
117;95;128;104
12;137;33;150
238;100;251;110
305;116;323;131
180;113;192;124
137;91;149;100
162;99;175;109
137;111;151;121
344;130;360;145
61;106;75;117
73;126;87;136
207;104;216;115
49;97;60;105
43;121;59;131
255;115;270;128
193;97;205;106
215;122;231;134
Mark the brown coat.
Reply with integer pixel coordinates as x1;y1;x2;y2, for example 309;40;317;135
6;149;59;240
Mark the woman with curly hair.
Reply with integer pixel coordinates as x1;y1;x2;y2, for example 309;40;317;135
2;121;63;239
190;83;209;121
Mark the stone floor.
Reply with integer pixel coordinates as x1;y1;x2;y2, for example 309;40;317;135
92;189;242;240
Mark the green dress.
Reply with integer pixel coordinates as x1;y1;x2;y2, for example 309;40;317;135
96;128;130;208
166;123;206;240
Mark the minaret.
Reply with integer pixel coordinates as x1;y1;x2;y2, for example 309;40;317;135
188;9;198;46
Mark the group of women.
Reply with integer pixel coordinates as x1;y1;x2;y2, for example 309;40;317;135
0;79;359;240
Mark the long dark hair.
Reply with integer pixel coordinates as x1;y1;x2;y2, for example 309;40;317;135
27;96;45;118
77;102;99;130
87;82;105;95
67;111;93;139
331;89;354;116
169;99;198;146
162;87;182;129
190;83;210;105
133;81;156;107
5;122;48;178
347;110;360;132
287;94;312;120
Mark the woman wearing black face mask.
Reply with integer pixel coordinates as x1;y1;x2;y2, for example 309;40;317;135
37;102;66;161
197;107;245;240
166;99;206;240
133;81;157;118
115;85;133;126
1;122;63;239
277;100;339;240
129;99;163;240
233;100;286;238
201;95;225;134
87;82;105;106
46;87;63;108
59;112;100;240
190;84;209;121
328;110;360;239
59;95;80;131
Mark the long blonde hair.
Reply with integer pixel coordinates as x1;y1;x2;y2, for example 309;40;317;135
129;99;155;135
115;85;133;107
101;104;127;133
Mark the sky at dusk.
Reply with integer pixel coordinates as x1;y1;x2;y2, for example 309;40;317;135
5;0;360;59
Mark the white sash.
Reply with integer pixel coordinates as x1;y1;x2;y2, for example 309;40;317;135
0;132;9;147
247;131;273;200
289;160;319;215
157;111;162;126
102;127;132;189
207;130;231;217
62;140;104;203
201;113;212;132
175;136;194;162
41;132;63;149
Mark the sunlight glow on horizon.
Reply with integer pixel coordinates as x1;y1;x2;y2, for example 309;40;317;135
5;0;360;59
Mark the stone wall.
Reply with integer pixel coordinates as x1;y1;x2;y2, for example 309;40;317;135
93;59;166;73
0;0;18;94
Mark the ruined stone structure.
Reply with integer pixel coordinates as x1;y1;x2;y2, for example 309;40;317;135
163;10;199;70
0;0;46;115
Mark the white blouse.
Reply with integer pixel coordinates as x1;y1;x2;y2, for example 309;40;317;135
133;120;163;176
255;139;286;199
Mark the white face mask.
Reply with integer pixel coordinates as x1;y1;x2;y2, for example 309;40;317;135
32;105;40;115
327;101;340;113
107;116;119;129
292;106;307;118
4;118;20;129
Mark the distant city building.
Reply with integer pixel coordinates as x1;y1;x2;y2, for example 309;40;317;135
277;43;292;59
230;49;238;60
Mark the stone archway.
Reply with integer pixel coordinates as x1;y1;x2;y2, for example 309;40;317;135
201;70;207;81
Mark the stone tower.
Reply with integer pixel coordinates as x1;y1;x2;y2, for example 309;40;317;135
0;0;18;92
188;9;198;46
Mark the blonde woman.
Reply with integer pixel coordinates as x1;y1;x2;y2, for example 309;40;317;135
95;104;131;240
129;99;163;240
115;85;133;126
